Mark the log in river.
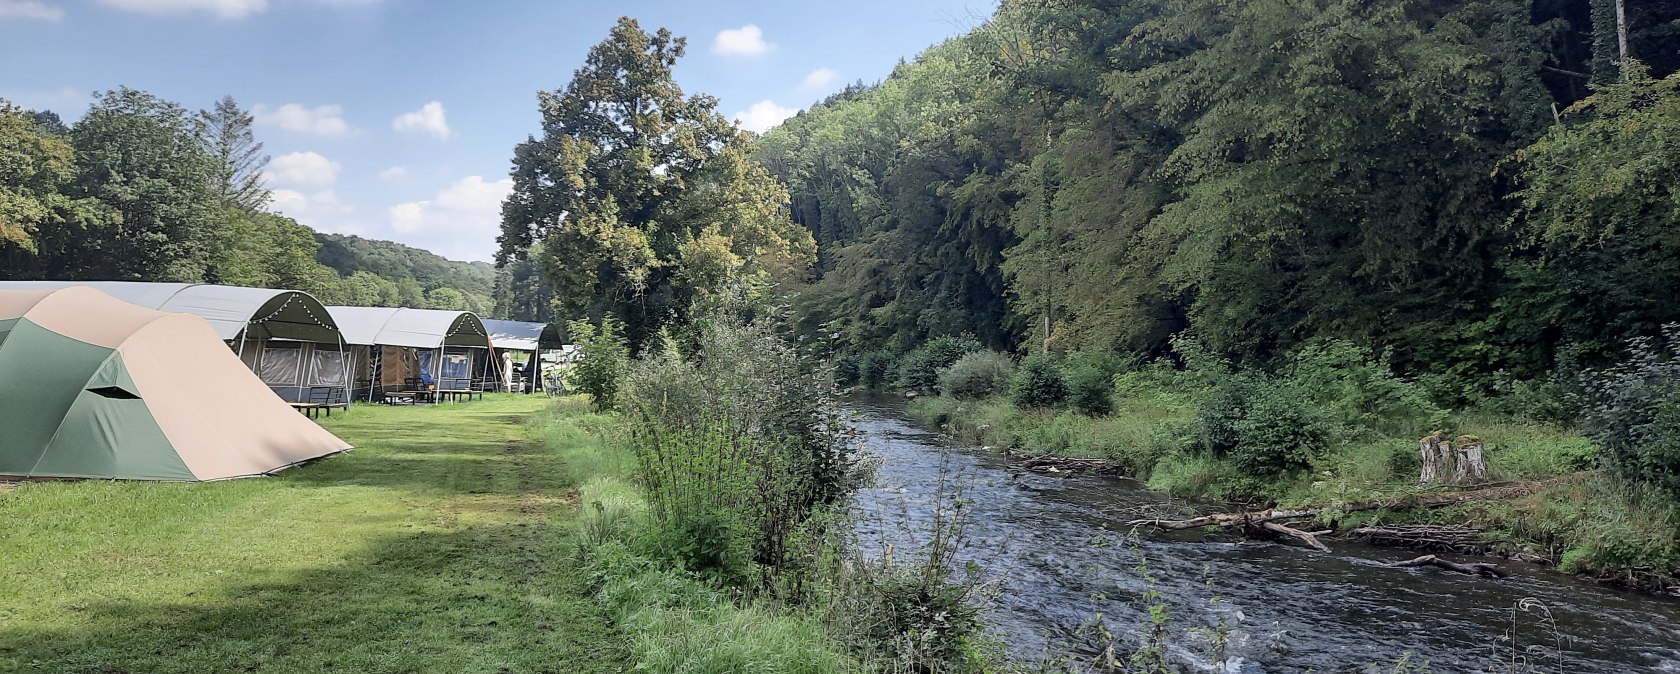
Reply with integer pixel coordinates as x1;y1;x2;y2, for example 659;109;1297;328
847;394;1680;673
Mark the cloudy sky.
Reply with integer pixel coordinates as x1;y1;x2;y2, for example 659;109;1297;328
0;0;995;262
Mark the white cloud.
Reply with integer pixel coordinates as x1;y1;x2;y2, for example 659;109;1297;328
800;67;838;91
713;24;770;56
384;175;511;261
269;188;361;234
391;101;450;140
265;151;341;187
0;0;64;21
733;100;798;134
252;103;351;137
98;0;267;19
377;165;409;180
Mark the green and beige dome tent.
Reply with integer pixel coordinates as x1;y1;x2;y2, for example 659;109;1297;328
0;287;352;481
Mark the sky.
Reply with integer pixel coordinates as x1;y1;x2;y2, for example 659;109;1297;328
0;0;997;263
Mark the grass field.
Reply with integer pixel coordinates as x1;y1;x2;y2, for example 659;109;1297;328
0;394;629;674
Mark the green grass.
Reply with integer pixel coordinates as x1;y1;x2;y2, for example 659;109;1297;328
0;394;630;674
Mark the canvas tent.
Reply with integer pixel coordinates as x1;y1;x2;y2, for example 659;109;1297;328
0;287;352;481
327;306;497;400
0;281;349;403
482;319;564;393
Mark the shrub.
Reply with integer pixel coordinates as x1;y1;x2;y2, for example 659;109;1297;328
939;350;1013;400
1579;326;1680;497
1066;362;1115;416
857;351;898;390
895;335;983;391
1228;385;1332;477
566;317;630;411
1010;353;1068;409
833;352;861;387
1283;340;1445;439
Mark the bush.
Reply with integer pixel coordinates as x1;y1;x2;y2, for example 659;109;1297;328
895;335;983;391
857;351;898;390
1282;340;1445;439
1228;385;1332;477
939;350;1013;400
833;352;860;387
566;317;630;411
1066;362;1115;416
1579;326;1680;497
1010;353;1068;409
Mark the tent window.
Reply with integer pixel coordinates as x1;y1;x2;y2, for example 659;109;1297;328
258;342;304;386
440;349;472;379
86;386;140;399
308;348;348;387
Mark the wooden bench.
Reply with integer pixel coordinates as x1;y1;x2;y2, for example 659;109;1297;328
292;386;350;418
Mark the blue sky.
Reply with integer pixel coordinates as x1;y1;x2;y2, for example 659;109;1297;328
0;0;996;262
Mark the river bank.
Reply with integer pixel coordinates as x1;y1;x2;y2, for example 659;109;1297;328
907;394;1680;593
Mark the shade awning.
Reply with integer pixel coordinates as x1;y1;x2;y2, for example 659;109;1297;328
325;306;491;349
481;319;564;352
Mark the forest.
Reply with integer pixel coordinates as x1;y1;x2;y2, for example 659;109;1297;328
0;90;495;313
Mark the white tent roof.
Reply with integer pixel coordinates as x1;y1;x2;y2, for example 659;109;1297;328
326;306;491;349
0;281;341;343
481;319;563;352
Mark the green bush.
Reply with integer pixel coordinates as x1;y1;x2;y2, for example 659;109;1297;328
895;335;983;391
566;317;630;411
857;351;898;390
1066;362;1115;416
1579;326;1680;497
1283;340;1444;439
1010;353;1068;409
833;353;860;387
939;350;1013;400
1228;384;1332;477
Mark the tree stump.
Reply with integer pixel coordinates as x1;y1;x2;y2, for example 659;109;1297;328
1419;432;1448;484
1454;435;1488;483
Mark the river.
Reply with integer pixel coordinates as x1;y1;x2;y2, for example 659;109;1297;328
847;394;1680;673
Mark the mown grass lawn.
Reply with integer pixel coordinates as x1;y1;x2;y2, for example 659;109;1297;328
0;394;628;674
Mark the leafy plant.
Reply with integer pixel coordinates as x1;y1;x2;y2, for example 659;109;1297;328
939;350;1014;400
896;335;983;391
1578;325;1680;498
857;351;899;390
1066;362;1114;417
1010;353;1068;409
567;317;630;411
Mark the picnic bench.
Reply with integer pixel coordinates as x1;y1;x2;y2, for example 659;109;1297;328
290;386;349;418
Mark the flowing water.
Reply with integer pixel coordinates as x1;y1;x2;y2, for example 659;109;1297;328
848;395;1680;673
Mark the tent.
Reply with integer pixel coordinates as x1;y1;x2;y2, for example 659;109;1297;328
0;287;352;481
0;281;349;403
326;306;497;400
482;319;565;393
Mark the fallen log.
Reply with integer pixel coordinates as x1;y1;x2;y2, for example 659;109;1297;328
1351;525;1486;553
1393;554;1507;578
1260;521;1332;553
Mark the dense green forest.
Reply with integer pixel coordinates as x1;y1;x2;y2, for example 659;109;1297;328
757;0;1680;384
0;90;497;314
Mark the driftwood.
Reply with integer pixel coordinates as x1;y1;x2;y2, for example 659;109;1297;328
1351;524;1486;553
1393;554;1507;578
1127;478;1572;532
1260;521;1332;553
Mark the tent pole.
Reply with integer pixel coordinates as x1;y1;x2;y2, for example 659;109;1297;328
293;343;307;403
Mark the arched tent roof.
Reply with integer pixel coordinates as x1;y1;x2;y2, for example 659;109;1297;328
481;319;564;352
326;306;491;349
0;287;351;481
0;281;340;343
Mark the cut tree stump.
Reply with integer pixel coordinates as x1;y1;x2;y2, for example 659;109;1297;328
1420;432;1448;484
1455;435;1489;483
1393;554;1507;578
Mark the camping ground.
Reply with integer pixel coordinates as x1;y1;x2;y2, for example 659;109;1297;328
0;395;629;673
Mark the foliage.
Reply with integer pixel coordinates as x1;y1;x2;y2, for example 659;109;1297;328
1578;325;1680;497
0;101;115;258
497;17;815;346
568;318;631;412
1066;361;1115;417
1010;353;1068;409
315;232;495;312
895;334;982;391
857;351;898;390
197;95;269;213
939;350;1014;400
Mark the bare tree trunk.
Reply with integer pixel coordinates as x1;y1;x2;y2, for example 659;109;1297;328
1455;436;1489;483
1419;433;1447;484
1617;0;1630;70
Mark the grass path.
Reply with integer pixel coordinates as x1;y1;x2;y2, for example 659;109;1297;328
0;394;628;674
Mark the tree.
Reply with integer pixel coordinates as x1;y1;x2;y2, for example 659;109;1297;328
498;16;813;345
199;96;269;213
0;102;119;277
54;87;224;282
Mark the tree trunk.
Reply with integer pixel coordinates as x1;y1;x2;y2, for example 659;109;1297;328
1617;0;1630;71
1419;433;1447;484
1455;436;1489;484
1393;554;1507;578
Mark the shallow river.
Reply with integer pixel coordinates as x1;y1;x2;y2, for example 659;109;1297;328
847;395;1680;673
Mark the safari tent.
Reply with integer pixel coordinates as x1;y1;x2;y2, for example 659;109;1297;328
482;319;564;393
326;306;497;400
0;287;352;481
0;281;350;404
